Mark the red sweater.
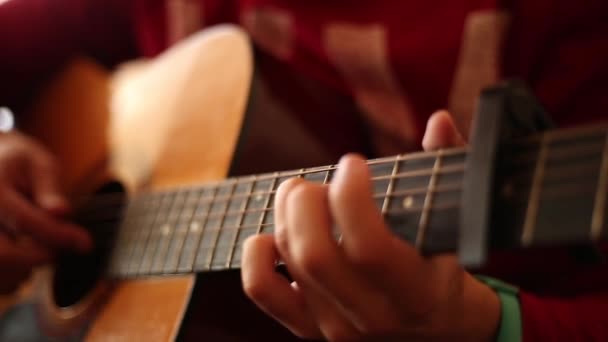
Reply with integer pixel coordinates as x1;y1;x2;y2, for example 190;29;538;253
1;0;608;340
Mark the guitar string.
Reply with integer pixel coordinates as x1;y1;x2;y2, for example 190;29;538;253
102;125;608;275
74;151;605;225
75;179;595;240
88;167;604;275
70;148;466;205
107;182;603;277
76;181;603;262
75;164;464;210
100;176;600;274
81;174;600;253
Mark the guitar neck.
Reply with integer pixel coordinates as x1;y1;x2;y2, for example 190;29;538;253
101;124;608;279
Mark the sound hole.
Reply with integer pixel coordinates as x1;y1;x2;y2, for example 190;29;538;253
53;182;125;308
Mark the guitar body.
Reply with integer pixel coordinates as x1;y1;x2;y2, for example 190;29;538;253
0;25;300;341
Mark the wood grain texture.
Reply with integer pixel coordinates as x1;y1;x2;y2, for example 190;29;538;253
86;277;195;342
109;24;253;191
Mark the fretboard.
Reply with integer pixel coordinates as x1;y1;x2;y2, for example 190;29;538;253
96;124;607;279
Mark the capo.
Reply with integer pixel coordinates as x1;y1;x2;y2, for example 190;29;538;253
459;80;554;267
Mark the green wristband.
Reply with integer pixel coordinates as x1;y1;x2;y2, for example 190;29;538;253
476;276;522;342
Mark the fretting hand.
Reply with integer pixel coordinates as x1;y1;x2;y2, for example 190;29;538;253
241;111;501;341
0;131;91;294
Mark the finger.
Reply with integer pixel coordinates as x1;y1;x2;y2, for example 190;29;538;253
329;154;416;266
422;110;466;151
275;178;360;338
241;234;321;339
29;154;70;216
0;190;92;252
328;155;436;312
284;181;397;333
0;235;45;295
274;177;305;258
0;234;51;269
297;280;360;342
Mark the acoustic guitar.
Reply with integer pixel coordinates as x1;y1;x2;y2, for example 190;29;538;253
0;24;607;341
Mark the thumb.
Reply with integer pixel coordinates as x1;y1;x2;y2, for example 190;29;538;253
30;157;70;216
421;110;466;151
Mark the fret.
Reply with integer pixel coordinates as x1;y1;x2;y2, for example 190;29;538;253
384;196;422;246
369;161;395;209
302;167;331;183
160;221;189;273
227;177;256;268
521;135;550;246
150;190;188;274
163;189;201;273
165;190;187;222
205;182;238;270
177;186;215;272
591;132;608;240
322;168;332;184
381;158;400;214
375;164;465;182
415;152;464;254
419;206;460;255
257;173;279;235
232;176;275;269
126;194;164;276
524;131;605;246
193;184;230;271
216;176;273;262
276;172;297;189
208;181;249;270
226;226;258;269
381;183;461;199
107;199;141;276
415;151;443;249
116;198;146;276
386;169;462;202
375;151;464;249
137;192;177;275
396;154;437;174
541;161;601;184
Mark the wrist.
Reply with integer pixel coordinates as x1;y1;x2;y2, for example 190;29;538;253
476;276;522;342
459;273;502;341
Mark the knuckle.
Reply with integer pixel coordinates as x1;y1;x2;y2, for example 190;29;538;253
288;181;319;202
242;275;269;304
294;245;328;280
277;177;303;192
276;178;305;207
290;327;318;340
